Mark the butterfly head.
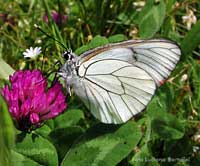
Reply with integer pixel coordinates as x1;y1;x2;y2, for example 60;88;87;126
59;50;76;76
62;50;75;61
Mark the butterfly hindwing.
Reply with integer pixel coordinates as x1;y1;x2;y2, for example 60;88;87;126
74;59;156;124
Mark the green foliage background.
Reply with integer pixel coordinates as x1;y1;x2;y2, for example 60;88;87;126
0;0;200;165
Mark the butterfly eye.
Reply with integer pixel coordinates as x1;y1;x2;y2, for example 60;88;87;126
62;50;72;61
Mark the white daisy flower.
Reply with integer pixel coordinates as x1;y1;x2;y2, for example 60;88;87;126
23;47;42;59
180;74;188;82
182;9;197;30
133;1;145;7
133;1;145;11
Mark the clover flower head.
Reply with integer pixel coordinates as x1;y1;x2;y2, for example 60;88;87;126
0;13;16;26
1;70;67;131
23;47;42;59
43;10;67;25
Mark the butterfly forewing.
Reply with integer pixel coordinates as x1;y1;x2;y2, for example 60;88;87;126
79;39;181;86
74;59;156;124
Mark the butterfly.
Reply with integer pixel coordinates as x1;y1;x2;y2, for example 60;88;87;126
59;39;181;124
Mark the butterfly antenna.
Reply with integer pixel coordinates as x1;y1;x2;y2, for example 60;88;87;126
67;40;72;50
34;24;68;50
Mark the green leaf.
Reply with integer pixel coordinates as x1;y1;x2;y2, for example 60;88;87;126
11;150;39;166
61;121;142;166
48;126;84;161
75;35;109;55
188;58;200;106
181;20;200;61
0;95;15;166
147;99;185;140
14;133;58;166
0;58;15;80
130;145;159;166
165;0;176;13
35;124;52;138
88;35;109;49
75;45;90;55
108;34;128;43
138;0;166;38
117;13;131;25
54;109;84;128
45;119;55;129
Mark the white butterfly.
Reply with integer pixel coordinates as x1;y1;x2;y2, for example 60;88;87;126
59;39;181;124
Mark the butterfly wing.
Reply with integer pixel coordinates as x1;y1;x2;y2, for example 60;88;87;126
73;59;156;124
70;39;180;123
78;39;181;86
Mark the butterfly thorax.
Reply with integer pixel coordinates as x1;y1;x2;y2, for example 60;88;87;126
59;50;79;95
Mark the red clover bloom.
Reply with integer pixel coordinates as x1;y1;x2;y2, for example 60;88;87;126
43;10;67;25
1;70;67;131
